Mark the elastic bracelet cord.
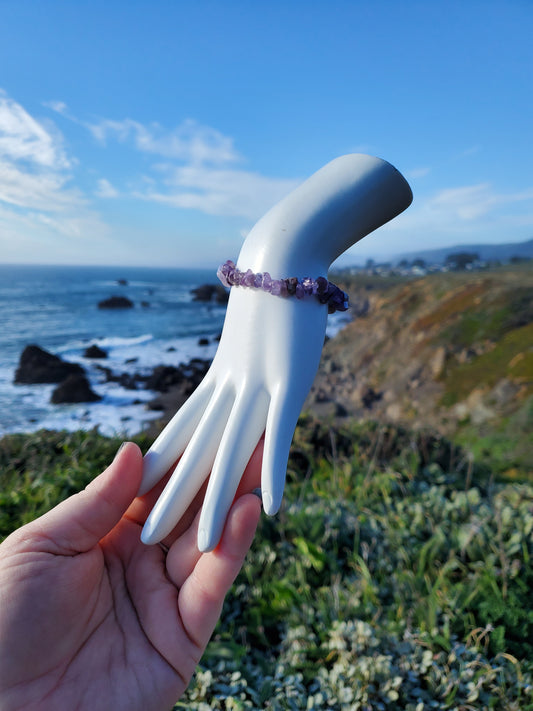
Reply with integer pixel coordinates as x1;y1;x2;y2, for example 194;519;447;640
217;260;349;314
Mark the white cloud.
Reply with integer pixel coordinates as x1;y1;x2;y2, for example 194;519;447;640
454;145;481;160
374;182;533;260
95;178;119;198
0;161;83;212
0;93;303;264
0;93;82;214
406;166;430;179
0;91;70;169
0;198;109;260
88;117;241;165
0;89;110;258
83;113;300;220
42;99;69;116
140;163;300;220
430;183;533;221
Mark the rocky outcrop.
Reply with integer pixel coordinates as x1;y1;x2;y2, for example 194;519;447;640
14;345;85;384
50;374;102;403
145;365;184;392
84;344;108;359
98;295;134;309
143;359;212;433
191;284;228;304
145;359;210;394
94;365;142;391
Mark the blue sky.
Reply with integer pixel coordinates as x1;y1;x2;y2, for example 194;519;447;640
0;1;531;268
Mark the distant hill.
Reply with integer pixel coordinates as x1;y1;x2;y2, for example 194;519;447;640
395;238;533;265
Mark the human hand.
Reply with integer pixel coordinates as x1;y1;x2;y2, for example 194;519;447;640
140;154;413;552
0;442;262;711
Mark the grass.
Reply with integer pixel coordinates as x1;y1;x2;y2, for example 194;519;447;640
0;429;148;536
1;420;532;709
440;322;533;404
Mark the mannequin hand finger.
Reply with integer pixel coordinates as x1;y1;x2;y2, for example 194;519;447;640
139;377;215;496
168;437;264;586
197;387;269;552
262;385;303;516
141;382;234;544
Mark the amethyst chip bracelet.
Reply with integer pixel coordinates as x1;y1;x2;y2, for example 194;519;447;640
217;260;349;314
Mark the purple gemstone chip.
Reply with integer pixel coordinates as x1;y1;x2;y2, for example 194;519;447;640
262;272;272;292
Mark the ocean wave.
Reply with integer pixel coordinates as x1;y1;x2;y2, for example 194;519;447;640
94;334;155;349
0;371;161;438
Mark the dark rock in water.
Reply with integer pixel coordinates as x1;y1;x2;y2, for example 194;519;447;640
146;400;165;411
188;357;211;368
15;344;85;384
143;358;213;433
94;364;142;390
141;301;150;308
116;373;139;390
51;374;102;404
198;337;209;346
125;357;138;363
84;344;108;359
180;359;210;389
117;278;128;286
191;284;228;304
94;364;113;379
145;365;184;392
98;295;134;309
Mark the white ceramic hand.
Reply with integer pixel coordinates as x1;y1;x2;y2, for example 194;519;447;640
139;154;412;551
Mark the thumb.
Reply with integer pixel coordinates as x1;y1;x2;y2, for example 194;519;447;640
28;442;143;555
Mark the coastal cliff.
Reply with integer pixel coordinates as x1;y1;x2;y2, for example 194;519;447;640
308;264;533;476
146;264;532;476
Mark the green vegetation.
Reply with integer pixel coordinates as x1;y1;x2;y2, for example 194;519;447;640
1;421;532;709
0;429;149;536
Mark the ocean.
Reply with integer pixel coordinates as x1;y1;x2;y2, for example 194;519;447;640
0;264;350;438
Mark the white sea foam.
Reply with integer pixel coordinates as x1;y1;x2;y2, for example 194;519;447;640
0;332;220;437
0;376;161;438
57;334;154;363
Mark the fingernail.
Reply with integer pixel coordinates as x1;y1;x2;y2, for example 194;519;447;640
262;491;273;514
114;441;128;461
140;516;155;545
198;528;208;552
